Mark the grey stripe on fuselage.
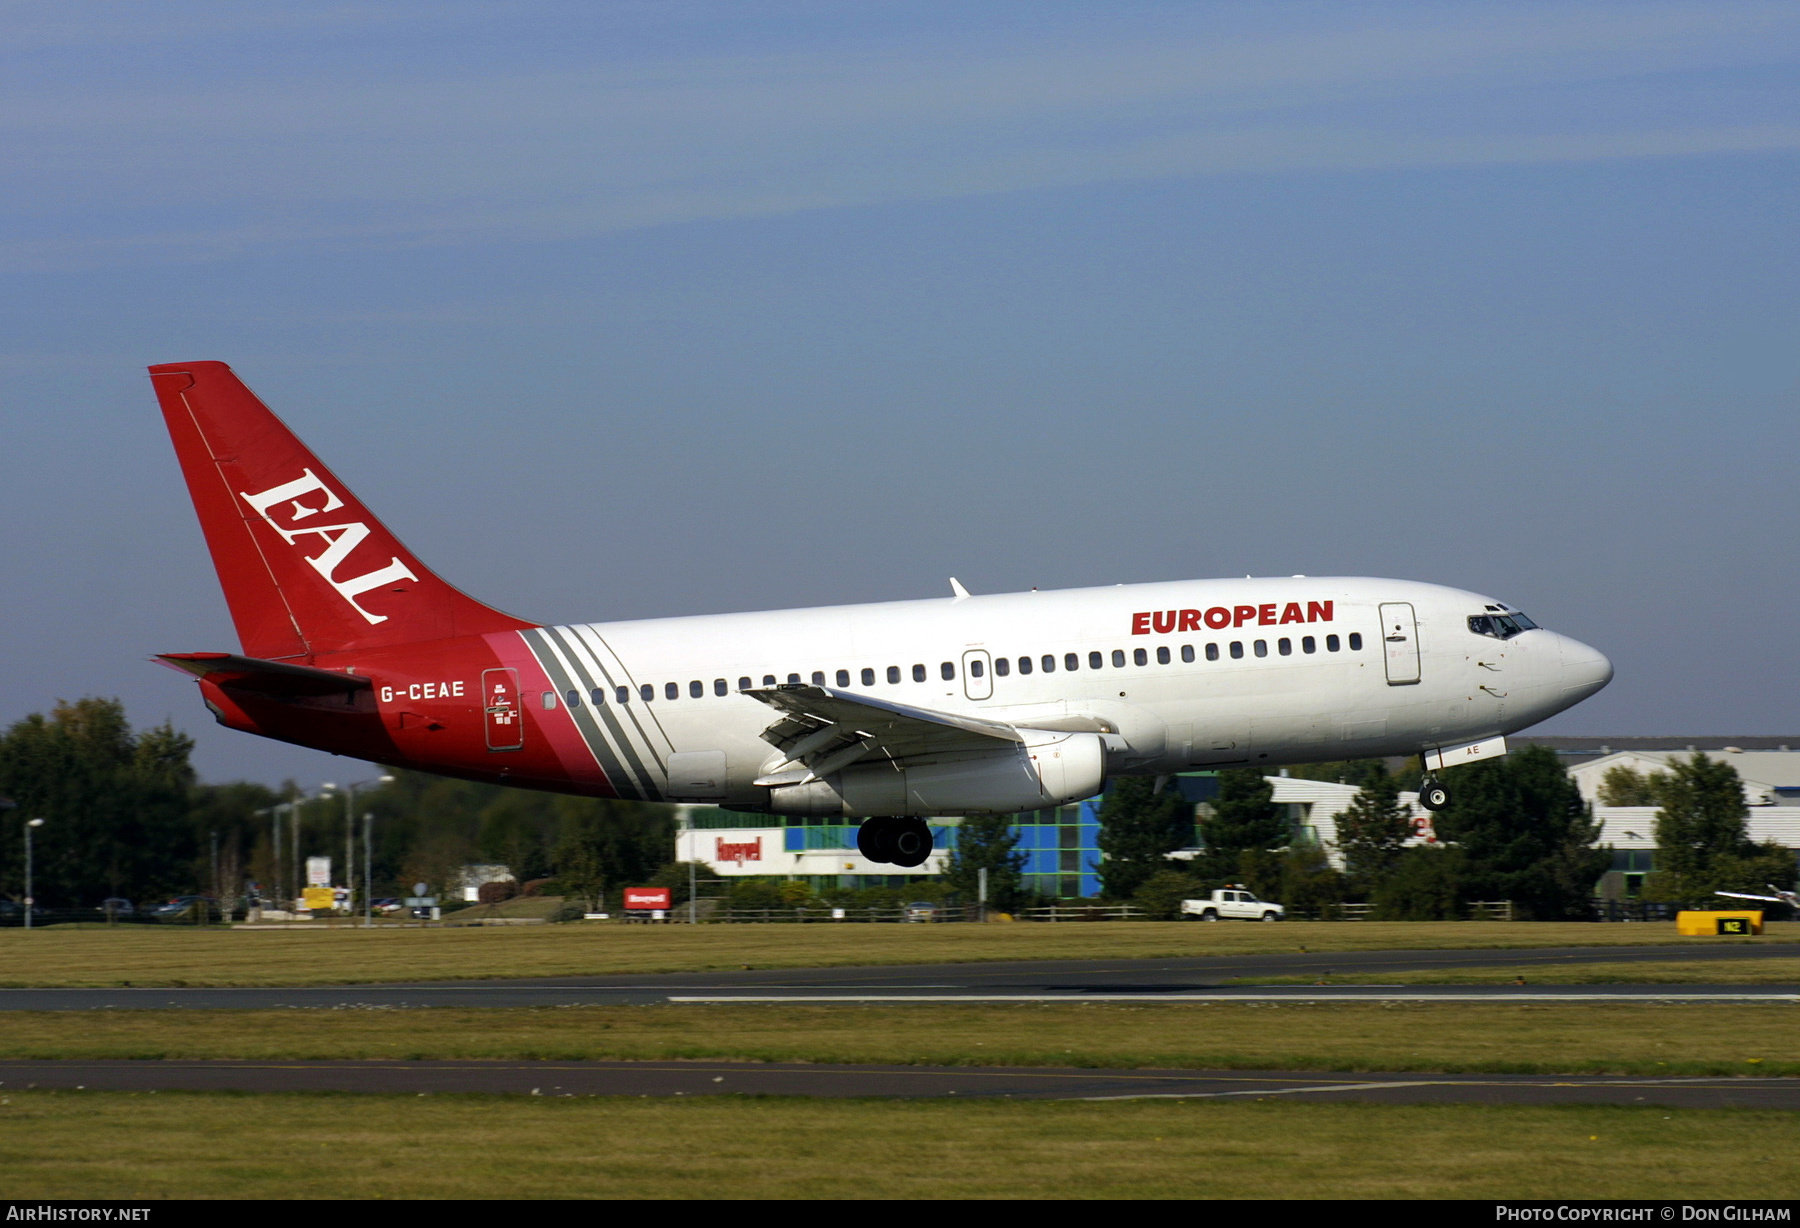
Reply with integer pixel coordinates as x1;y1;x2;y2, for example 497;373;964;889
540;625;669;799
521;628;662;801
561;625;674;779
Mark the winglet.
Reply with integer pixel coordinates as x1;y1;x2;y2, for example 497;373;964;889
949;577;970;600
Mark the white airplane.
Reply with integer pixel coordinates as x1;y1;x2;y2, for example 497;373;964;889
149;361;1614;868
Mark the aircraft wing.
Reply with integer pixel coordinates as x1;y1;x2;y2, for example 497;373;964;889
744;684;1023;784
1714;890;1791;905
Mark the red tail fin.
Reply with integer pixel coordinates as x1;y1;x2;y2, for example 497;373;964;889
150;361;537;659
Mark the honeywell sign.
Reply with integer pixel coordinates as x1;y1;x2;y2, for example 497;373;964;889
622;887;671;910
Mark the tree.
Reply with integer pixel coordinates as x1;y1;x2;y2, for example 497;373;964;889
1597;764;1667;807
1644;754;1796;902
1132;867;1205;920
944;812;1027;913
1429;746;1607;920
1371;846;1469;920
1196;769;1287;881
1096;777;1196;899
648;860;723;909
1333;770;1414;892
552;827;607;911
1276;842;1345;919
0;699;198;905
548;798;676;908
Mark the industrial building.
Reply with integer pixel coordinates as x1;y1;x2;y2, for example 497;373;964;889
1562;747;1800;899
676;771;1432;897
676;741;1800;902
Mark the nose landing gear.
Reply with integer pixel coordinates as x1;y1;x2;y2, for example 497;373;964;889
1419;774;1451;812
856;817;933;868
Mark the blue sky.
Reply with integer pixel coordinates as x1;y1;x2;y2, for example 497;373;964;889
2;2;1796;785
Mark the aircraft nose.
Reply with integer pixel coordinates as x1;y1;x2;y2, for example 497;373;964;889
1556;635;1613;703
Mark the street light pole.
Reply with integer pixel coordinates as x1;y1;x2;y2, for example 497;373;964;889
24;818;45;929
271;802;286;913
363;811;374;928
326;775;394;920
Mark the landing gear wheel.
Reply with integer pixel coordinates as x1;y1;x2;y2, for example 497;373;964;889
890;818;933;868
857;817;898;864
1420;775;1450;811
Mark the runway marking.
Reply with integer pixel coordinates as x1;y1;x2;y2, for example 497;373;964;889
1086;1080;1447;1101
667;992;1800;1003
1079;1076;1793;1101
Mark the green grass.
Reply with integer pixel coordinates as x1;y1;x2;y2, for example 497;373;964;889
0;1092;1791;1199
3;921;1795;988
5;1001;1797;1076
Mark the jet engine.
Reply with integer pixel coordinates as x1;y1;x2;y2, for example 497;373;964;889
766;729;1106;818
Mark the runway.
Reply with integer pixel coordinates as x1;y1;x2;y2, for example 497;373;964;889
1;942;1794;1010
1;1059;1795;1108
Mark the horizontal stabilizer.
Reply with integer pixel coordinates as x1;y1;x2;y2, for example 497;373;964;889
156;651;371;698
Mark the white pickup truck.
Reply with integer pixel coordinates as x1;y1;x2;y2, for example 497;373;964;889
1180;888;1284;922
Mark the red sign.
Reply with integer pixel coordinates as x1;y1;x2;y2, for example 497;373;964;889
623;887;671;911
716;836;762;865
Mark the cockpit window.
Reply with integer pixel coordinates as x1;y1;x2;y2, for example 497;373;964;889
1469;612;1538;640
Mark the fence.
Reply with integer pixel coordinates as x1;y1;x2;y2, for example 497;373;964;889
0;903;243;927
704;905;965;923
1588;900;1682;923
1283;901;1514;922
1021;904;1146;922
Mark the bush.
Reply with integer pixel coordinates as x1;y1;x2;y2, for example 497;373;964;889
548;902;588;923
724;878;819;909
1277;843;1345;919
1371;847;1469;920
1133;868;1207;920
476;880;519;904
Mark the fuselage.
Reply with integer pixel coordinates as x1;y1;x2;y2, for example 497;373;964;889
247;574;1609;812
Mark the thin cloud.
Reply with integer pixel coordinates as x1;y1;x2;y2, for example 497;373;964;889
2;2;1796;268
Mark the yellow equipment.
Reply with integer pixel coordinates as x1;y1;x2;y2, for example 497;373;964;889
1676;909;1762;936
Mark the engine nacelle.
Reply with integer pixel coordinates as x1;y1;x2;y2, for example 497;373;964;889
767;730;1107;818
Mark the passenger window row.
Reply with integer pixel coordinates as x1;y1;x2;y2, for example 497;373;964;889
989;633;1362;675
582;660;959;704
561;632;1364;706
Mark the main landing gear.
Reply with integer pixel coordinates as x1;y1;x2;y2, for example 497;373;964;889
1418;773;1451;812
857;817;933;868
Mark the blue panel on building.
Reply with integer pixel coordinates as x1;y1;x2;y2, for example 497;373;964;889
755;773;1214;900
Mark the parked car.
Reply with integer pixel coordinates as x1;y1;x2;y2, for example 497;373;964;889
145;895;221;922
1180;888;1284;922
902;901;941;923
371;898;404;913
0;900;50;925
97;897;134;918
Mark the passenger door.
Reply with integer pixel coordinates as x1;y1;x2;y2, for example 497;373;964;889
482;668;524;751
962;649;993;701
1378;602;1421;686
